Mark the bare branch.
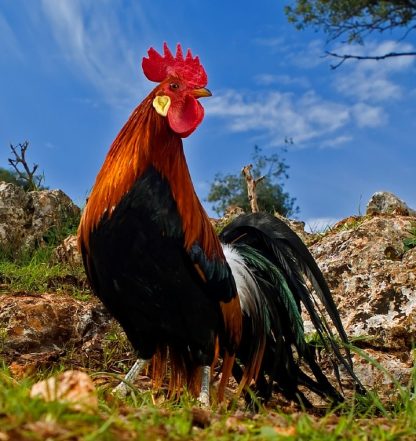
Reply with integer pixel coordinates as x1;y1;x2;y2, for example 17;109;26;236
325;50;416;69
8;141;43;190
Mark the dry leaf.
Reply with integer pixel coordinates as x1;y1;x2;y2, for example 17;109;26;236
24;421;67;438
30;370;98;412
273;425;296;436
9;361;36;379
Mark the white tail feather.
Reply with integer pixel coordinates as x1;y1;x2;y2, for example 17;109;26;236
222;244;261;318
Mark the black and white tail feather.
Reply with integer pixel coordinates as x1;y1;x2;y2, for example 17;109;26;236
220;212;364;406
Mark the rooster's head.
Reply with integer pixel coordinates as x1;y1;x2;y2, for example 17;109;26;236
142;43;211;138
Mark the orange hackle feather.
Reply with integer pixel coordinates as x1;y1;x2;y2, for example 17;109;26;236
79;88;221;260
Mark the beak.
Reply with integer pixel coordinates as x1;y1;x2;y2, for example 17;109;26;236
192;87;212;98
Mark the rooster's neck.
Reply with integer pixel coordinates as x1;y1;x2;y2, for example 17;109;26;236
79;94;222;259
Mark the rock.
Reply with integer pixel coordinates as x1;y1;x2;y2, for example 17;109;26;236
0;182;80;255
30;370;98;412
0;292;111;356
52;235;82;266
0;182;31;253
349;350;413;395
366;192;416;216
9;351;62;379
211;206;246;231
310;215;416;352
28;189;80;248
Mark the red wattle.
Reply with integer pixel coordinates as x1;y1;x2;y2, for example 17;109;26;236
167;96;204;138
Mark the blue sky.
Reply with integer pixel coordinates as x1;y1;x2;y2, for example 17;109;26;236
1;0;415;230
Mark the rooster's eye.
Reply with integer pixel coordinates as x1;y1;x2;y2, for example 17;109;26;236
170;82;180;90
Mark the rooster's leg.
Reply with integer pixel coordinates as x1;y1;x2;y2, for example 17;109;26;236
112;358;150;398
197;365;211;407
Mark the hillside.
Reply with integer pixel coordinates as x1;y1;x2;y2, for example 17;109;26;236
0;183;415;440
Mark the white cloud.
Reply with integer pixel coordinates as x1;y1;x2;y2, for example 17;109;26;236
320;135;353;149
206;83;390;148
256;37;327;69
40;0;151;108
254;37;286;50
255;73;310;88
352;103;387;128
335;68;402;102
238;38;410;148
206;89;355;146
288;40;327;69
333;40;415;102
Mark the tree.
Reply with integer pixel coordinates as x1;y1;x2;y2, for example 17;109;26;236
6;141;47;191
285;0;416;68
207;146;299;217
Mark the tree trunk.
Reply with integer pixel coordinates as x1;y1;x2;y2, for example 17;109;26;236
241;164;264;213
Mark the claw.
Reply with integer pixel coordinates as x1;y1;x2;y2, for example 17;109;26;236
197;390;210;407
111;381;130;398
111;358;150;398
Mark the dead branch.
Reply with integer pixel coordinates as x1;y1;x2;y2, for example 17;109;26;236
8;141;42;190
241;164;265;213
325;50;416;69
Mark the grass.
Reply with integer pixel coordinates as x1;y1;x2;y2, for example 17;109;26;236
0;243;90;299
403;224;416;252
1;234;416;439
0;359;416;440
303;216;369;247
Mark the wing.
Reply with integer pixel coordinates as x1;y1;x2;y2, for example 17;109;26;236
188;241;237;302
80;165;236;303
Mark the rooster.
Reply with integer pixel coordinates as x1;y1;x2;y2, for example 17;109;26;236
78;43;363;406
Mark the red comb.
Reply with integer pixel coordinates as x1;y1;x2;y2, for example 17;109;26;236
142;43;207;88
